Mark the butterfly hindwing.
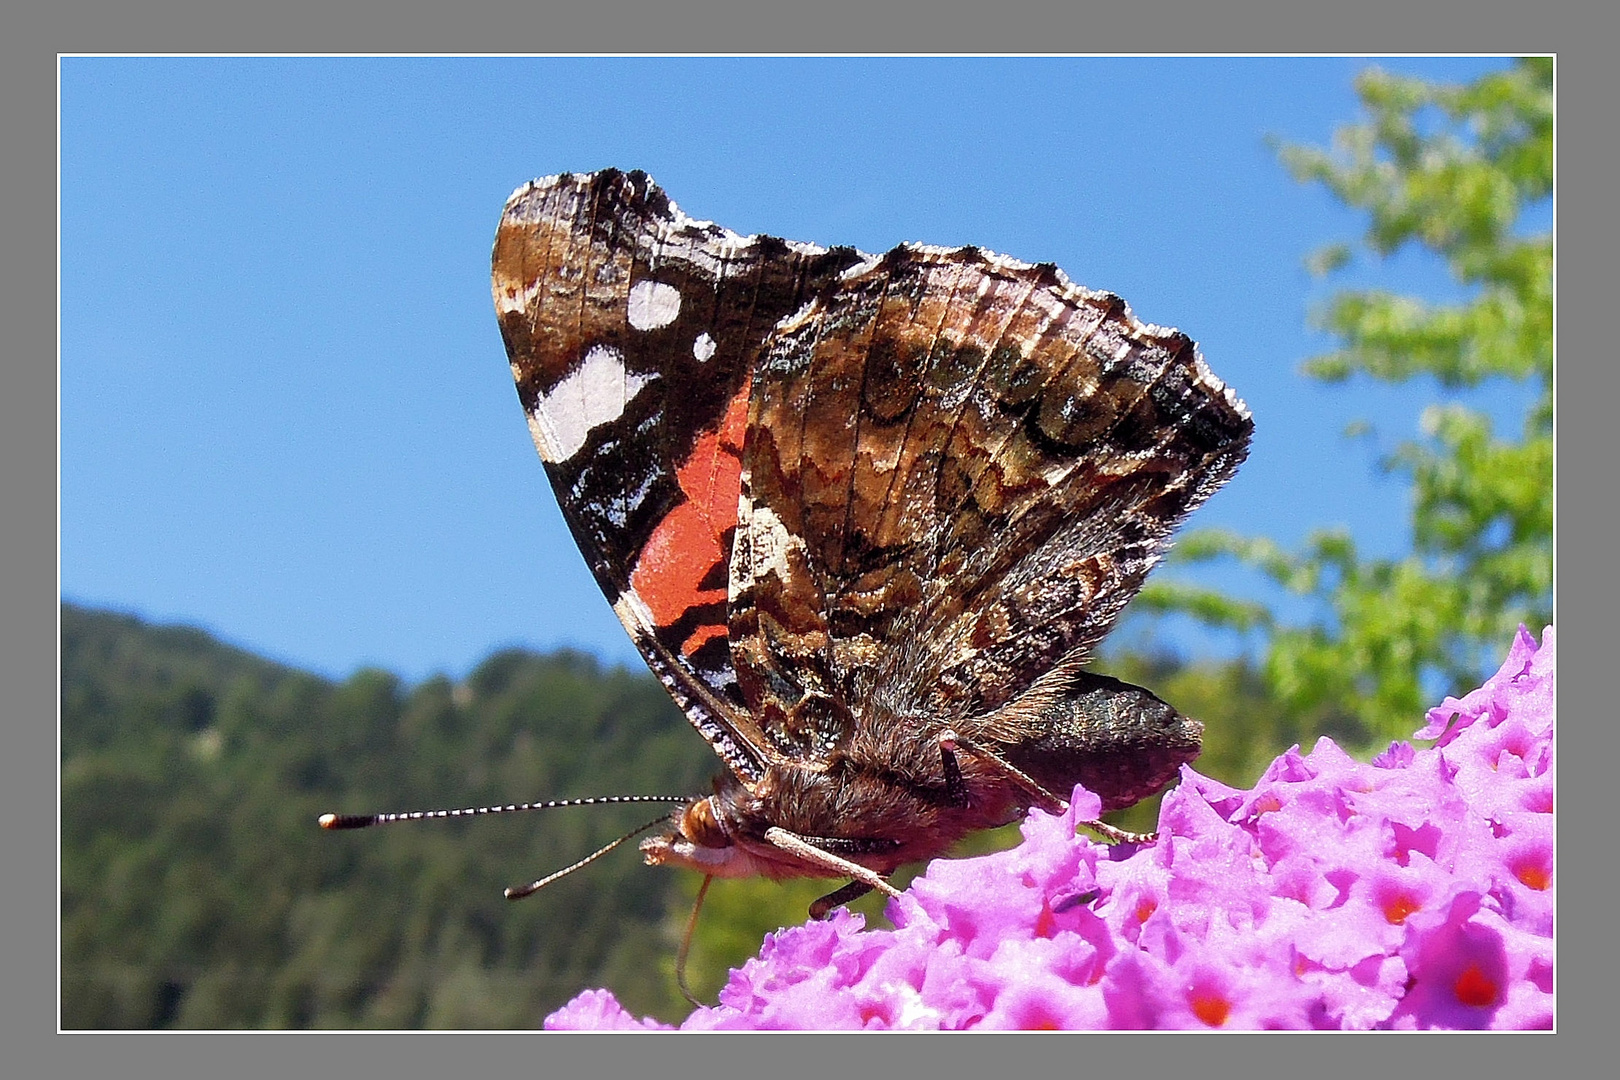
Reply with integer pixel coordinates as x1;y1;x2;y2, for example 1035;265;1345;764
728;244;1253;761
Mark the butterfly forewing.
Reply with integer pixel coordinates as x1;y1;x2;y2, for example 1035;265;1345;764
492;169;865;781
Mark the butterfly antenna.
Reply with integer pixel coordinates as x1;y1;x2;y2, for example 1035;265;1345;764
317;793;691;831
676;874;715;1008
502;814;674;900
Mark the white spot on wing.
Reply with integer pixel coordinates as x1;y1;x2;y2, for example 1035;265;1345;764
693;332;717;361
747;505;804;583
530;344;656;462
628;280;682;330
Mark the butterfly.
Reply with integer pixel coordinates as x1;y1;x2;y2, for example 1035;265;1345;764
324;167;1251;1003
488;168;1251;911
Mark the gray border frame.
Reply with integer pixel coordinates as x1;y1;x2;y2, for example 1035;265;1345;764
19;2;1603;1076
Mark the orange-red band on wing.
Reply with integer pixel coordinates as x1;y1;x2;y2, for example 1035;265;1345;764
629;385;750;656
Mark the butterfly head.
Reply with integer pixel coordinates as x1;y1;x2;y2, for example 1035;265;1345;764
640;788;774;880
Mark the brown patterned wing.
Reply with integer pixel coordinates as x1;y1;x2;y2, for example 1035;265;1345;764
727;244;1252;760
491;169;863;782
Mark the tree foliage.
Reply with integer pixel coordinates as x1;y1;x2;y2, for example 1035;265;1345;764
60;602;721;1028
1144;58;1552;745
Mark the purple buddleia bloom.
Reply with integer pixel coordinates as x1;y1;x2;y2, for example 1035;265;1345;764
546;627;1554;1031
543;987;674;1031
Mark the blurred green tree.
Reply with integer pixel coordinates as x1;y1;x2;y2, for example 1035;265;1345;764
1141;57;1553;746
59;604;718;1028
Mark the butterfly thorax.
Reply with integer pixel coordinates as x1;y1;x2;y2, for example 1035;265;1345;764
639;729;1033;882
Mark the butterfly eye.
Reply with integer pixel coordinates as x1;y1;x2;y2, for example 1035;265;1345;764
680;795;731;849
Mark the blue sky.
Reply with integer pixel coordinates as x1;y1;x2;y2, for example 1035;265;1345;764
59;56;1538;685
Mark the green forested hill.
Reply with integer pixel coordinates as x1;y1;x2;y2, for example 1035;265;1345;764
61;603;719;1028
61;603;1288;1028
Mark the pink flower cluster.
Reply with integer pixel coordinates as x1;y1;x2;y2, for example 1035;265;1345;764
548;626;1553;1030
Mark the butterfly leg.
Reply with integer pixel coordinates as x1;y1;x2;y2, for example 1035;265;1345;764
1074;819;1157;845
941;730;1157;845
808;880;875;920
937;729;1065;812
937;730;970;807
762;826;903;906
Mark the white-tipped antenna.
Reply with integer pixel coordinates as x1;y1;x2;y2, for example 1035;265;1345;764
317;794;691;831
317;795;691;900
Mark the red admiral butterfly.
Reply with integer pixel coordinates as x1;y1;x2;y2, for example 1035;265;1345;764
492;167;1250;894
326;168;1250;994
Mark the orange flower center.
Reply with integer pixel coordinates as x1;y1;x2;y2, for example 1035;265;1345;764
1515;862;1551;891
1452;963;1499;1008
1382;894;1421;924
1190;990;1231;1027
